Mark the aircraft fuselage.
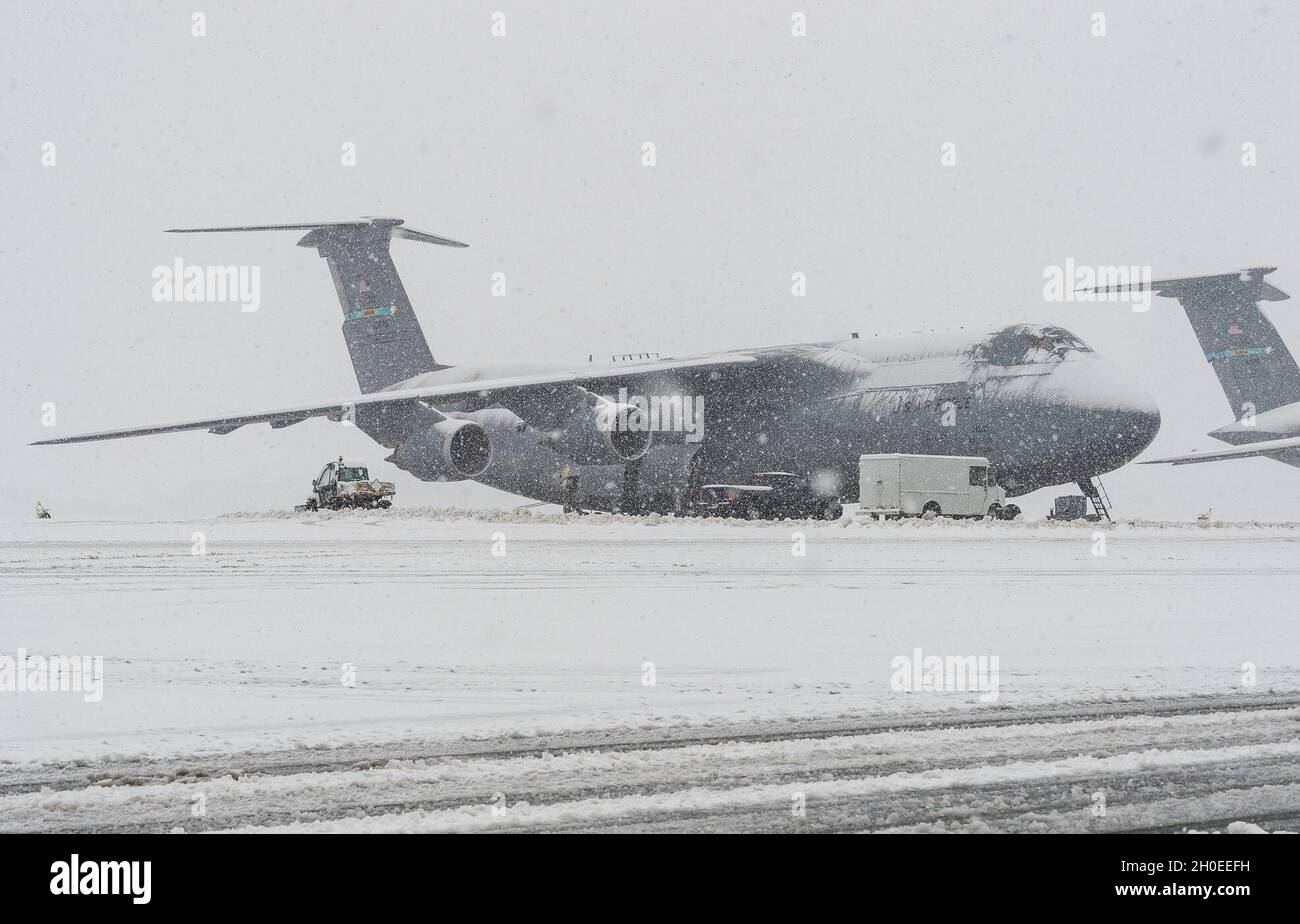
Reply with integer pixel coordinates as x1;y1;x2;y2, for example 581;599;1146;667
397;323;1161;511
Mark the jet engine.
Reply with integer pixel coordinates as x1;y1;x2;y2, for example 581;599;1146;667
387;416;492;482
543;399;653;465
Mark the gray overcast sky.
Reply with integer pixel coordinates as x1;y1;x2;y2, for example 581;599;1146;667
4;0;1299;519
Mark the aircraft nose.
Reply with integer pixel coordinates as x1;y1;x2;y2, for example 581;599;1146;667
1109;396;1162;461
1062;360;1162;465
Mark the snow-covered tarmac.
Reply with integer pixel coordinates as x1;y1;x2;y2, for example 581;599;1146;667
3;512;1299;832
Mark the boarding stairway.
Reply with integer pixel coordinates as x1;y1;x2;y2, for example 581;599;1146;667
1077;477;1113;522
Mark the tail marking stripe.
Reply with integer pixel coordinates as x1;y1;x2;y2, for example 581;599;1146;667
1205;346;1275;361
344;305;402;321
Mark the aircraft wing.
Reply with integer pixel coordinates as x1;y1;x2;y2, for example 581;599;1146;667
1138;435;1300;465
30;354;754;446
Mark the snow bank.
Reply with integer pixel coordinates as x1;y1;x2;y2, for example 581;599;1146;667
219;505;1300;531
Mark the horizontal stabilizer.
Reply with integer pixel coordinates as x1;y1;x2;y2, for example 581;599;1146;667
1079;267;1289;301
167;217;467;248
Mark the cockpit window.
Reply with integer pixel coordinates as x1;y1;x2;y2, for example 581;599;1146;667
1036;327;1092;353
983;325;1092;365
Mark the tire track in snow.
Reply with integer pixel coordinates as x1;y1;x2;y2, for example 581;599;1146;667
4;691;1297;797
4;695;1298;833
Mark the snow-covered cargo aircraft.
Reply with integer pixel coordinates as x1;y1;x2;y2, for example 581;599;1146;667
34;218;1161;512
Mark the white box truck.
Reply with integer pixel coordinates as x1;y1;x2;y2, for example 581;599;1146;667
856;454;1019;520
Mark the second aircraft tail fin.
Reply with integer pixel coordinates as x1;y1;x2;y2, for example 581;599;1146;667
1093;267;1297;418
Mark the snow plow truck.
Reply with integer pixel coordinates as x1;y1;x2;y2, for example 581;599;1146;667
298;458;396;510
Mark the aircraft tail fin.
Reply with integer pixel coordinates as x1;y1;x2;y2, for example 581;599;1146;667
1091;267;1297;417
167;218;467;394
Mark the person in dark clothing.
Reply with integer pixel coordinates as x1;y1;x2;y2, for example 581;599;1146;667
560;466;583;514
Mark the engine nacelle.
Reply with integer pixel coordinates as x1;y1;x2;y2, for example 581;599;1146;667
388;418;492;482
544;400;653;465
